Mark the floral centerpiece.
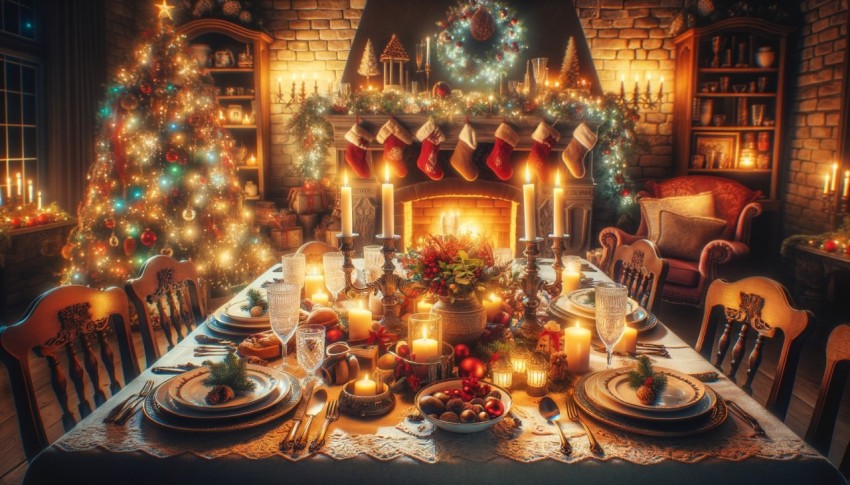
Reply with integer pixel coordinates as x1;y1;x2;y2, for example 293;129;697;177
401;234;497;301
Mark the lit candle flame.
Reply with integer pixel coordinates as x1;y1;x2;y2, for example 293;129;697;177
555;170;560;188
422;327;428;339
525;163;531;184
343;170;348;186
384;163;390;183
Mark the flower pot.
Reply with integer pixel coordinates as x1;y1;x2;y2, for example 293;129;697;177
431;295;487;345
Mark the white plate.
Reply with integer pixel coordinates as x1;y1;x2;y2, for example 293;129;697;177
585;370;716;422
224;300;270;323
555;296;648;326
213;311;270;331
206;318;259;338
567;288;640;316
167;365;282;412
602;368;705;412
154;369;291;420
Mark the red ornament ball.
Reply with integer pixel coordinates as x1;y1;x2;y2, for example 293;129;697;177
10;217;21;228
459;356;486;378
396;343;411;358
139;82;153;95
36;213;50;224
454;343;471;360
824;240;838;252
120;93;139;111
845;245;850;257
104;217;115;229
432;81;452;99
123;237;136;256
165;148;179;163
326;328;344;343
140;228;157;247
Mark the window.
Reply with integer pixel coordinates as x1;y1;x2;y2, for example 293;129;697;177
0;0;35;40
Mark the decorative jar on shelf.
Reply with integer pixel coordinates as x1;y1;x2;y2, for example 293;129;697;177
755;47;775;68
431;295;487;345
244;181;258;197
214;50;234;68
227;105;243;124
699;99;714;127
190;44;211;67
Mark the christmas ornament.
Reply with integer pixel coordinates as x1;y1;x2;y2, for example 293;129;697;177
846;245;850;257
10;217;21;228
104;217;115;229
165;148;179;163
450;123;478;181
823;240;838;252
696;0;715;16
344;123;374;179
61;242;76;260
183;207;196;221
192;0;213;17
238;10;252;24
527;121;561;182
139;82;152;95
627;356;668;405
120;93;139;111
416;120;446;180
36;213;50;224
160;246;174;257
222;0;241;17
470;6;496;41
376;118;413;178
357;39;380;87
486;123;519;181
141;228;158;246
123;237;137;256
562;122;597;179
459;356;486;378
454;343;471;360
109;233;119;247
431;81;451;99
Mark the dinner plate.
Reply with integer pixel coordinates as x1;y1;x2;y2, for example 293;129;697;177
575;373;726;437
143;372;302;433
154;370;291;421
547;297;658;333
224;300;270;323
206;317;258;338
213;311;271;331
601;367;706;413
567;288;640;316
168;365;281;412
584;370;716;423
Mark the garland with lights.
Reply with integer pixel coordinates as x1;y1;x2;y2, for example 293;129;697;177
781;215;850;259
435;0;526;86
289;89;640;214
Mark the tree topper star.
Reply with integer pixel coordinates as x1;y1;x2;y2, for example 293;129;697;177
156;0;175;20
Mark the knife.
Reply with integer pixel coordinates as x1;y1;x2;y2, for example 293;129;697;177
281;380;315;451
151;363;198;374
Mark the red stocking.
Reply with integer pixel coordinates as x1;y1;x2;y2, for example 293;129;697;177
376;118;413;178
416;120;445;180
527;121;560;182
344;124;374;179
486;123;520;181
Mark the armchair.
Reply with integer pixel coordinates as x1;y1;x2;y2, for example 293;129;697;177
599;176;762;306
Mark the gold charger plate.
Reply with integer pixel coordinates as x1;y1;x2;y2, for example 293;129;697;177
547;298;658;334
573;372;727;437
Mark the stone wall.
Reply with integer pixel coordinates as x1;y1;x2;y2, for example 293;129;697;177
783;0;848;235
104;0;147;78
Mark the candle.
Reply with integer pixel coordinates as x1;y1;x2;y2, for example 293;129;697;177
304;267;325;297
348;301;372;341
491;361;513;389
354;374;378;396
561;256;582;295
564;322;591;373
16;173;21;196
525;359;548;396
523;164;536;240
277;76;282;96
412;326;440;362
824;174;830;194
381;164;394;237
482;293;502;322
426;36;430;65
417;297;434;313
832;162;839;192
248;154;256;166
553;171;564;237
646;73;652;96
36;191;42;210
341;171;353;237
311;290;329;306
510;349;528;373
27;180;33;203
844;170;850;198
613;326;638;354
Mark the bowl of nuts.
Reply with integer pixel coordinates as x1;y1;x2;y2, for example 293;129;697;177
414;377;512;433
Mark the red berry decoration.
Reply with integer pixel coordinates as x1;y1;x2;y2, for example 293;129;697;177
824;240;838;252
165;148;179;163
454;343;471;360
459;356;486;379
10;217;21;228
140;228;157;246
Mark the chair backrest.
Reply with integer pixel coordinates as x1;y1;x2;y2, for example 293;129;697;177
295;240;340;266
695;276;812;419
806;323;850;477
0;285;139;460
125;255;205;368
607;239;668;313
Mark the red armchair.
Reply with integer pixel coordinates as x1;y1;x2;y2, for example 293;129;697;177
599;176;762;306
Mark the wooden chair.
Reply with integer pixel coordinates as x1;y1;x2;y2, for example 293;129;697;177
806;323;850;477
125;255;205;368
606;239;668;313
0;286;139;460
695;276;812;419
295;240;340;266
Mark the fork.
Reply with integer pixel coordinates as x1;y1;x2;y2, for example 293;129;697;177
112;380;156;425
725;400;766;437
104;380;154;424
565;391;603;455
309;399;339;452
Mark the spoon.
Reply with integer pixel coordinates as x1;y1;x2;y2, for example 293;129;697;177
539;396;571;455
295;389;327;451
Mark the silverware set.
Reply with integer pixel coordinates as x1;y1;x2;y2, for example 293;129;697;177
725;399;766;437
565;390;603;455
194;345;235;357
592;343;671;358
194;334;237;347
309;399;339;452
104;380;155;425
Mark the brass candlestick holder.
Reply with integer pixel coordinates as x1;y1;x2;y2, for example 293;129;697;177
822;191;849;228
338;233;425;333
514;234;567;338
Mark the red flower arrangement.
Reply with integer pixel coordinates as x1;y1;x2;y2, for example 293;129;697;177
400;234;497;300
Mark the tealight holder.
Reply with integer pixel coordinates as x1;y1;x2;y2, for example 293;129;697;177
526;357;548;397
510;348;529;374
387;341;455;386
491;360;513;389
339;378;395;417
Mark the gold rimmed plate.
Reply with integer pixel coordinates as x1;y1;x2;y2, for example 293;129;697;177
548;298;657;333
213;310;270;331
224;300;270;323
602;367;706;413
167;365;282;412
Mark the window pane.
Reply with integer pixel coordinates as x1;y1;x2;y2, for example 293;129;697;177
6;93;19;123
19;5;32;38
21;93;33;124
20;64;34;93
7;126;21;158
23;126;34;157
3;2;19;36
5;62;20;92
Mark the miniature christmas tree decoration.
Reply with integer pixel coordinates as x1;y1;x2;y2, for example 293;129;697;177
358;39;380;89
559;36;580;89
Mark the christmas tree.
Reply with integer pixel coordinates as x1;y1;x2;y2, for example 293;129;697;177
62;1;272;292
357;39;379;87
559;37;580;89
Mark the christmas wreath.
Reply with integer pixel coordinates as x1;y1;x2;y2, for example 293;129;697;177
435;0;526;86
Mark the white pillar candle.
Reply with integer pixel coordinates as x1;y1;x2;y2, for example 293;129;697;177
482;293;502;321
381;164;394;237
553;171;564;237
523;164;536;240
824;174;830;194
843;170;850;198
832;162;839;192
561;256;582;295
412;327;440;362
311;290;329;306
354;374;378;396
564;322;591;373
416;298;433;313
27;180;33;203
426;36;430;65
304;267;325;297
37;191;42;210
348;301;372;341
15;173;21;196
341;171;353;237
613;326;638;354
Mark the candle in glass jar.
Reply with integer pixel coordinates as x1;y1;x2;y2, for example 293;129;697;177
613;326;638;354
311;290;329;306
354;374;378;396
523;164;536;240
526;359;548;396
416;297;433;313
561;256;582;295
304;267;324;297
412;327;440;362
341;171;353;237
348;301;372;341
482;293;503;322
553;171;564;237
564;322;591;373
381;164;394;237
844;170;850;198
510;349;528;373
491;361;513;389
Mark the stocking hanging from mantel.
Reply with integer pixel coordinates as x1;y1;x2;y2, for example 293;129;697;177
415;120;446;181
376;117;413;178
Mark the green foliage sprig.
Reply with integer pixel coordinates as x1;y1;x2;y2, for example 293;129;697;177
627;355;667;395
202;352;256;395
240;288;267;312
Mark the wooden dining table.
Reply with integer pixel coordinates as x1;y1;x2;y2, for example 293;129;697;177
23;261;848;485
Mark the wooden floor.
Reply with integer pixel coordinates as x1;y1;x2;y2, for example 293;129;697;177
0;261;847;484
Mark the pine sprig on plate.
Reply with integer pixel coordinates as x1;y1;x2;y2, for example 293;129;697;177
627;355;667;405
202;352;256;395
240;288;268;312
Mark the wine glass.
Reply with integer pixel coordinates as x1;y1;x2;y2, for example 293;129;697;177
296;324;326;385
322;252;346;308
266;283;301;368
363;245;383;281
281;253;306;294
595;282;628;368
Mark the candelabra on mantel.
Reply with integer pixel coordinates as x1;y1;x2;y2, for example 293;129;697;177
822;166;850;227
513;234;567;338
620;75;665;110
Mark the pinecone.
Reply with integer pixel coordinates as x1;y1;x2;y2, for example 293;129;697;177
192;0;212;17
222;0;241;17
635;377;656;405
696;0;715;16
205;384;235;405
470;6;496;42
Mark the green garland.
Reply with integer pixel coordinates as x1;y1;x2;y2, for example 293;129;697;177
288;89;640;216
781;215;850;258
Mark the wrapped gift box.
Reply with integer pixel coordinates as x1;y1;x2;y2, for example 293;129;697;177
271;227;303;250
